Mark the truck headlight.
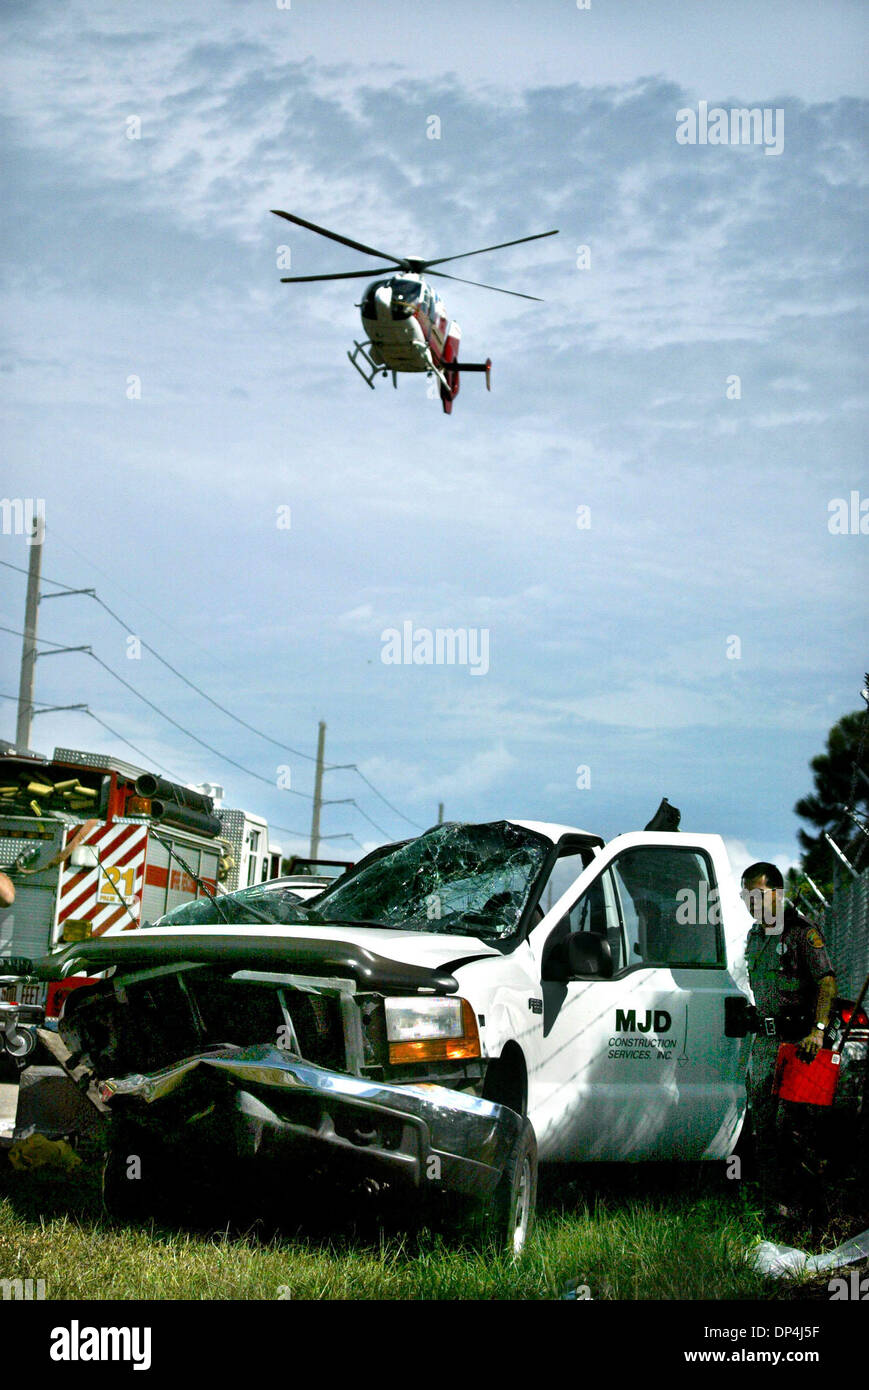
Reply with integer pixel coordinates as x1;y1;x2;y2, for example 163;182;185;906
384;996;480;1064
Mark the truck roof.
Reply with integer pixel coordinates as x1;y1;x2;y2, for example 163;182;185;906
507;819;602;843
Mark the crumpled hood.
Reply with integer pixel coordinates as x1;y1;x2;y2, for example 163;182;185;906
136;922;501;972
35;922;501;992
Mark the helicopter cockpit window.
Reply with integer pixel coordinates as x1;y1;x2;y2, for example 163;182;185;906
390;278;420;320
391;279;421;302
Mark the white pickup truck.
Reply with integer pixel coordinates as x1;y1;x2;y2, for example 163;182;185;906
0;819;802;1251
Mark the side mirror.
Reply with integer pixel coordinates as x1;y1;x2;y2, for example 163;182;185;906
544;932;614;982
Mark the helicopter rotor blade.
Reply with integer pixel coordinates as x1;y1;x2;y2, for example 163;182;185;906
427;270;544;301
423;229;559;269
280;268;398;283
271;210;405;267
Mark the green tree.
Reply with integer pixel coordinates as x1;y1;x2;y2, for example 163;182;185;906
795;706;869;886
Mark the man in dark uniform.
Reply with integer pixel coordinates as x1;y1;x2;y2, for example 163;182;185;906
741;861;837;1219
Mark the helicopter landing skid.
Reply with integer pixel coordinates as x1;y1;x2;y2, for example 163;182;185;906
347;340;388;390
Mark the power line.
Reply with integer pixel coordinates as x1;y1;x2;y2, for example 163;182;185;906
90;588;425;826
1;690;364;845
0;691;181;779
0;623;313;799
2;626;410;843
1;557;427;829
88;650;316;797
269;822;322;839
2;560;78;591
49;532;232;671
347;800;392;838
94;594;322;764
269;823;357;845
83;711;183;780
1;558;315;763
347;765;426;830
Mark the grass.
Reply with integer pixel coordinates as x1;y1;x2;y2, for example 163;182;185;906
1;1143;854;1301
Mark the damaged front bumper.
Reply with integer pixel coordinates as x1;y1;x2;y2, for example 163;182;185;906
101;1043;524;1198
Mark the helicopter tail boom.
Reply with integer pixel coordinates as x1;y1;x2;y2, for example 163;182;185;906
451;359;492;390
437;356;492;414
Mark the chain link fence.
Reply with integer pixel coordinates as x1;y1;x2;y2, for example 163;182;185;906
823;867;869;999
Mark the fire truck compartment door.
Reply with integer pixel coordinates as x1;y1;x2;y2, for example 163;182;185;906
0;822;65;963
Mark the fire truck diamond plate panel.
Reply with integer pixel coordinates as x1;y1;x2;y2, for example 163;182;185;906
1;835;53;868
53;748;149;781
217;809;245;893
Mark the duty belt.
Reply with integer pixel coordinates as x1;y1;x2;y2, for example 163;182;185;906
759;1014;805;1039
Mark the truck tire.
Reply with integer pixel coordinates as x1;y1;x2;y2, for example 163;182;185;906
482;1116;538;1257
482;1044;527;1117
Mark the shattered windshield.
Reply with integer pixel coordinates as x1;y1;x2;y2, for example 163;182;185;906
149;881;305;929
152;822;550;939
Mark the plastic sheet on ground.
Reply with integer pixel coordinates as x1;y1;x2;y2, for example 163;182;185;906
7;1132;82;1173
749;1228;869;1278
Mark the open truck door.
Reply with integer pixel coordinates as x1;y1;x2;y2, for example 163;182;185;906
525;832;753;1162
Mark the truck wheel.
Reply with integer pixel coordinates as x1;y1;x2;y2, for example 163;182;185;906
486;1117;538;1257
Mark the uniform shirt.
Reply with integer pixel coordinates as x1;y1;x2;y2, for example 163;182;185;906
745;906;834;1039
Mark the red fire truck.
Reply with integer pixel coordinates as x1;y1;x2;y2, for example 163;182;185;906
0;744;226;1025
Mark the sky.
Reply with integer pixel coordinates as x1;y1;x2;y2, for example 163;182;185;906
1;0;867;877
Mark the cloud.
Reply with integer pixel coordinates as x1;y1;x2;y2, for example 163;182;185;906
752;409;829;428
723;838;797;882
770;376;810;392
426;743;519;805
353;741;518;816
0;11;864;866
335;603;375;633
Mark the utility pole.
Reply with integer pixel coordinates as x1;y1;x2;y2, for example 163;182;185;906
310;721;326;860
437;802;444;825
15;519;43;750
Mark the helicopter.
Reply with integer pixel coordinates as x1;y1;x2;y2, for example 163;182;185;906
271;210;558;414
